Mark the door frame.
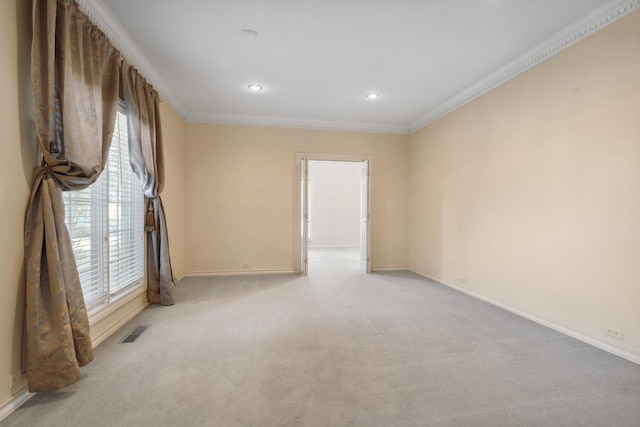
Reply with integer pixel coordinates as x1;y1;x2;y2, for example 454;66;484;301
295;153;373;275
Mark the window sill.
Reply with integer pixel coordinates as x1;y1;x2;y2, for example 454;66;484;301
88;285;146;326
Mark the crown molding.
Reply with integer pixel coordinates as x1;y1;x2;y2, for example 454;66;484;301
77;0;188;119
407;0;640;134
186;113;410;135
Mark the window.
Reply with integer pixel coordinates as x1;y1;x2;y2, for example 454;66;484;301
63;109;144;311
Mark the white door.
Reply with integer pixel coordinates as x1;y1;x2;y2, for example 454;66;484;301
300;157;309;276
360;160;370;273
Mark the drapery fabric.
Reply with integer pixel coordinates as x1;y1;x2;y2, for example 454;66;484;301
122;62;176;305
24;0;121;392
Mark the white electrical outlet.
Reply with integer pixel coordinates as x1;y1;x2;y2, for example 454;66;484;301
605;328;623;340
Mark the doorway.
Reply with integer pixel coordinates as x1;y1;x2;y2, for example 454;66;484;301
297;153;371;275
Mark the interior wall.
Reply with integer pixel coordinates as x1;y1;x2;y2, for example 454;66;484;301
3;4;636;416
308;161;362;248
159;101;186;281
409;11;640;357
0;0;36;408
184;124;409;274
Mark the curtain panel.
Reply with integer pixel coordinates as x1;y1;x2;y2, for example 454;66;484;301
25;0;175;392
25;0;120;392
122;62;176;306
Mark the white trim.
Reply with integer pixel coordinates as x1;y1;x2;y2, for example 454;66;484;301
408;0;640;133
91;299;149;348
175;273;186;283
372;267;409;272
88;286;146;326
296;153;375;163
410;268;640;365
308;246;361;249
186;113;408;135
0;389;35;423
184;269;297;278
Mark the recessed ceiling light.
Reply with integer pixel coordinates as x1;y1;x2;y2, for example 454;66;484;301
248;83;263;92
366;93;380;100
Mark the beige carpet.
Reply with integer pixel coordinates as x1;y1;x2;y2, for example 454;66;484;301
3;251;640;426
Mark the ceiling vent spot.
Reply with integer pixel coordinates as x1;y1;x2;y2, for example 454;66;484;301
241;29;258;38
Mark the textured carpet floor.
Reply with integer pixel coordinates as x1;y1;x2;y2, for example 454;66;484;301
3;251;640;426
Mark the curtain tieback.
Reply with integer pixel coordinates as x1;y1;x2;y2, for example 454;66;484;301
145;202;157;232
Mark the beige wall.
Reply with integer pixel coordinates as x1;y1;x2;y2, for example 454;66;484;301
184;124;409;274
160;101;186;281
409;11;640;356
0;0;35;408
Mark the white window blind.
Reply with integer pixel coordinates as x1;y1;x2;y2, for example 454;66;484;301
63;110;144;310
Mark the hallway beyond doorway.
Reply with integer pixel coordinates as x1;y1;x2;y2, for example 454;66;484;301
298;154;372;275
308;247;360;274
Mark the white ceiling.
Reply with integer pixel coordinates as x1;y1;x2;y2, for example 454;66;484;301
82;0;635;134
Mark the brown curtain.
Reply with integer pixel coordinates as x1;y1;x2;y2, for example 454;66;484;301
122;62;176;306
24;0;120;392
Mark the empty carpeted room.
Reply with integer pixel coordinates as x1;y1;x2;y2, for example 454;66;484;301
1;0;640;426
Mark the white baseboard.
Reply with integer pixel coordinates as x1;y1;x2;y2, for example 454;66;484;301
410;268;640;365
0;388;34;423
174;273;185;283
372;266;409;272
184;269;297;277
